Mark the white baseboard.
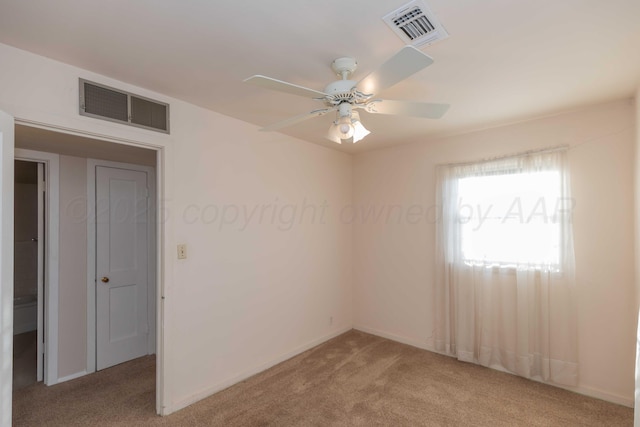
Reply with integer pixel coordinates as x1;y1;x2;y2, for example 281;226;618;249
354;325;431;351
55;370;88;385
354;325;634;408
166;325;353;415
554;383;634;408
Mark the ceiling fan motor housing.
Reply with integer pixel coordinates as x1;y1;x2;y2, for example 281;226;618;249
324;80;357;96
325;57;359;106
331;57;357;78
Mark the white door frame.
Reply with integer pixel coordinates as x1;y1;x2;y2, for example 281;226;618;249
87;159;157;373
9;118;168;416
14;149;60;386
36;162;44;382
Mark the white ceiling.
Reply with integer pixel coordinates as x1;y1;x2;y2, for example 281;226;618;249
0;0;639;153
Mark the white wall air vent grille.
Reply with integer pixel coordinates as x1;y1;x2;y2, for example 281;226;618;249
383;0;449;48
394;8;435;40
83;83;129;122
79;79;170;133
131;96;168;132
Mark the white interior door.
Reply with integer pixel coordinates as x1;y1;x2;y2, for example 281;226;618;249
0;109;15;427
96;166;149;370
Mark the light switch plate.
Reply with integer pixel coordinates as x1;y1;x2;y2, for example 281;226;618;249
177;244;187;259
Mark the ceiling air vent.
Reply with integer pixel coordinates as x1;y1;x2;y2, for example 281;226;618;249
80;79;170;133
383;0;449;48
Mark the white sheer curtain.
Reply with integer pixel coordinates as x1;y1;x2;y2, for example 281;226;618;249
434;148;578;386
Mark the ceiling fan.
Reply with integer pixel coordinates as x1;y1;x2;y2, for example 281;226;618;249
244;45;449;144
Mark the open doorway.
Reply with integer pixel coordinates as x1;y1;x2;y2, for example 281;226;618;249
13;160;44;390
12;124;161;413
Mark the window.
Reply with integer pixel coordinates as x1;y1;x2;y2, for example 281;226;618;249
457;170;562;266
434;148;578;385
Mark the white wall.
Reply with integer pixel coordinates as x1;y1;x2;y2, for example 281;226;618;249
167;101;353;409
0;42;353;415
353;99;637;406
57;155;87;379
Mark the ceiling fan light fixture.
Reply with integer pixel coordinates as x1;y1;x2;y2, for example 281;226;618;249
327;112;355;144
352;122;370;143
327;110;370;144
350;111;370;143
337;116;354;139
326;124;342;144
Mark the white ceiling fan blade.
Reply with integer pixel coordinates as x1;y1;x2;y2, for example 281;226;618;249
357;46;434;96
244;75;327;99
260;107;337;131
364;100;450;119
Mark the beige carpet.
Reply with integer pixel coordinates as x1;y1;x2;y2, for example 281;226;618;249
13;330;633;426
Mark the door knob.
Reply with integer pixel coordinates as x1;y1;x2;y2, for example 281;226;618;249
101;277;110;283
